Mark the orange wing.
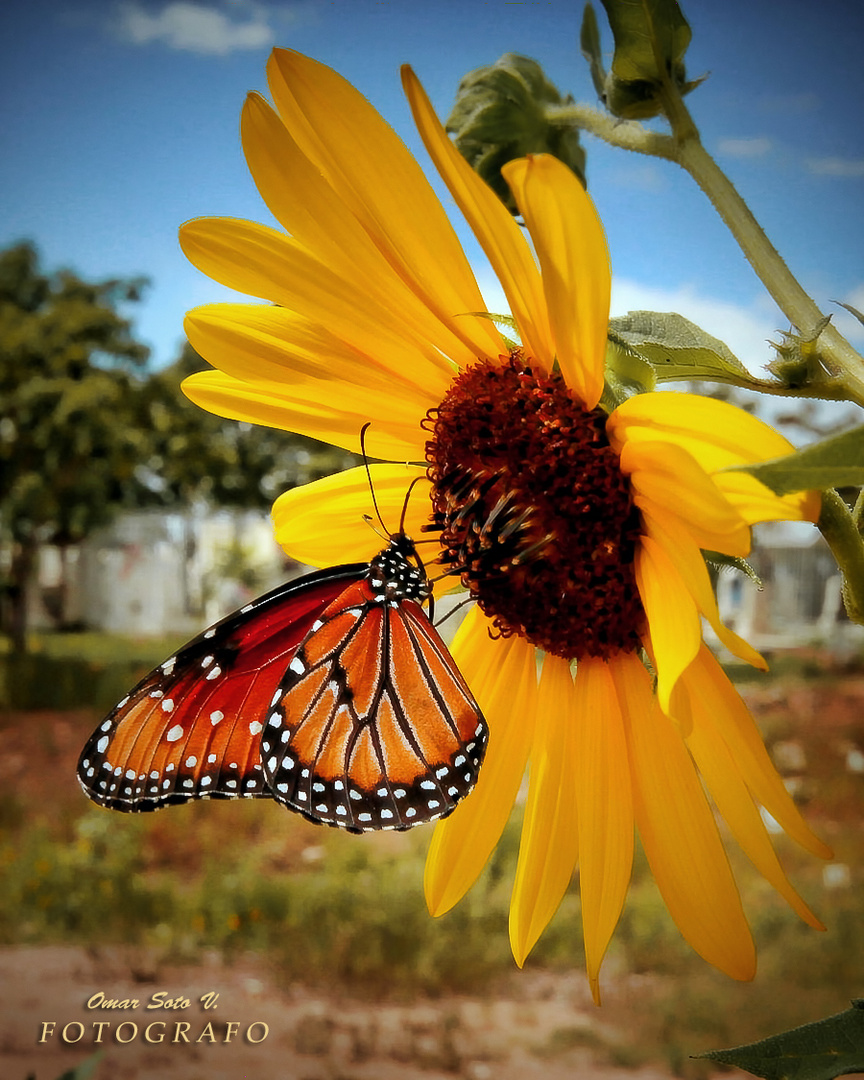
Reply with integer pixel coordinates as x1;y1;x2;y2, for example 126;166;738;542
77;567;361;812
261;580;488;832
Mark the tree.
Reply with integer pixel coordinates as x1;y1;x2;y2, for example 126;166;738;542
135;341;355;513
0;242;149;651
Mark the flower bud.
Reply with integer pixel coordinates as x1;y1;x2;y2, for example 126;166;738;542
445;53;586;214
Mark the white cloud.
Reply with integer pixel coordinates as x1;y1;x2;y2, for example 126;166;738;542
806;156;864;178
116;1;275;55
606;161;667;192
716;137;773;159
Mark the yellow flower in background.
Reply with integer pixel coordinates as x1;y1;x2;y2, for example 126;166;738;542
179;50;830;1003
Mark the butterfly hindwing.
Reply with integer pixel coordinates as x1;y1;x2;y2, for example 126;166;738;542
77;565;363;812
261;574;489;833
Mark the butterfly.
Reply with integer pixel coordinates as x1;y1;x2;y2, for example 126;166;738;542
77;532;488;833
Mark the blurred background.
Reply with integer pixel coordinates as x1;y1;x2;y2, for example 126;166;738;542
2;1;863;1078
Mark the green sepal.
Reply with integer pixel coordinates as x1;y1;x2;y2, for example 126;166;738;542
588;0;703;119
608;311;753;384
446;53;586;214
580;3;608;101
703;551;762;588
699;999;864;1080
734;424;864;496
766;316;833;387
464;310;521;351
835;301;864;328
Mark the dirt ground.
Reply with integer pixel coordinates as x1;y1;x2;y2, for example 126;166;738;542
2;944;693;1080
3;664;864;1080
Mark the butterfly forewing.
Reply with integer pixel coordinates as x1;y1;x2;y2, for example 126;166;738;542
77;566;362;812
261;572;489;833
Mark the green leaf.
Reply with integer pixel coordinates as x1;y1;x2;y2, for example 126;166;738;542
699;999;864;1080
594;0;699;119
735;425;864;496
608;311;753;384
604;336;657;393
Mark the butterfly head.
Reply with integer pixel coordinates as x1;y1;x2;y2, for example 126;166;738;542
367;534;430;606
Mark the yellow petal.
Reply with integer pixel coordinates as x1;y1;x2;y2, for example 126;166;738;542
621;658;757;981
608;391;800;470
270;464;432;567
425;609;538;915
680;647;832;859
712;470;821;525
266;51;504;362
179;217;459;382
181;370;426;461
185;305;449;406
635;494;751;560
402;65;555;370
682;689;824;930
640;504;766;670
509;654;579;966
621;439;751;553
574;655;634;1004
503;155;609;409
240;90;500;371
634;533;702;712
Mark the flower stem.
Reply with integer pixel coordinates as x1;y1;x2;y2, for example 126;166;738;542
557;96;864;408
818;490;864;625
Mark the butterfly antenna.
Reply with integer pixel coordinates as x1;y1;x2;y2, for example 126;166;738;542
399;475;426;535
359;423;388;535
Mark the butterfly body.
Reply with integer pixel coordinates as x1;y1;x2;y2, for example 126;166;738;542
77;536;488;831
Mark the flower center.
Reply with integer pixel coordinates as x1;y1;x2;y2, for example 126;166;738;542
424;352;644;660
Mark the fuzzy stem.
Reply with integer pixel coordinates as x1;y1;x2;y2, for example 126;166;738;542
817;490;864;625
556;99;864;407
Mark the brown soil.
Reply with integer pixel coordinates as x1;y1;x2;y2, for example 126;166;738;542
2;944;688;1080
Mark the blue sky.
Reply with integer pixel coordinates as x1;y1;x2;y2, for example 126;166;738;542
2;0;863;383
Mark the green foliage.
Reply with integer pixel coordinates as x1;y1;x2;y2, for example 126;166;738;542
446;53;586;214
608;311;754;386
135;342;354;512
26;1052;103;1080
0;243;355;651
0;644;180;712
0;242;150;549
582;0;702;119
700;1001;864;1080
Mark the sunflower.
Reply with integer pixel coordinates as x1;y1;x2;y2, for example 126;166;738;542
179;50;830;1003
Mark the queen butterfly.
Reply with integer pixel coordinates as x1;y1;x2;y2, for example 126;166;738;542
76;533;488;833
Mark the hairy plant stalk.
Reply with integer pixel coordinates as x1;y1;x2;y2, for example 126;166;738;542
557;98;864;408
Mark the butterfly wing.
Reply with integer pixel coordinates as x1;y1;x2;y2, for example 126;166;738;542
77;565;364;812
261;580;488;832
